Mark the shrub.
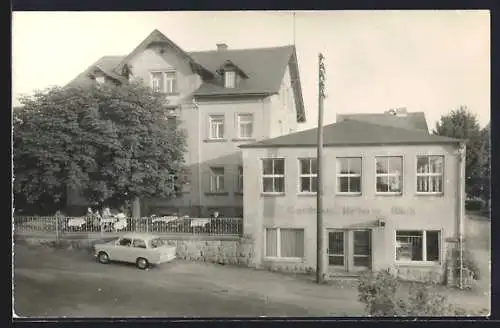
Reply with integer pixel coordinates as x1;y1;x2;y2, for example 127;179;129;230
453;248;480;280
358;270;458;316
396;283;456;316
358;270;398;316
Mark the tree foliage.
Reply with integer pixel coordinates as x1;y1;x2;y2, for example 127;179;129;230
433;106;490;201
13;81;187;215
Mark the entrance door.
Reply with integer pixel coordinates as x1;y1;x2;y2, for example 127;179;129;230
327;230;346;271
351;230;372;272
327;229;372;273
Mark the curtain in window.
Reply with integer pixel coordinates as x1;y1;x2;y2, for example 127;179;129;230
266;229;278;257
280;229;304;258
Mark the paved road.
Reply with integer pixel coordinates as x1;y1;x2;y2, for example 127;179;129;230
13;244;364;317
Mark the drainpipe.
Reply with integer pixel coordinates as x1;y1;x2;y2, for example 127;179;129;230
194;97;202;218
457;141;466;289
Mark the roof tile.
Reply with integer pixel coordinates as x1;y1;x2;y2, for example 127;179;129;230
240;119;461;148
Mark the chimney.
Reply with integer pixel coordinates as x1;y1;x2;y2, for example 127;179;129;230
216;43;228;51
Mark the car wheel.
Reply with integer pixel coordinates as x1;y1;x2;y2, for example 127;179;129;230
97;252;109;264
136;257;149;270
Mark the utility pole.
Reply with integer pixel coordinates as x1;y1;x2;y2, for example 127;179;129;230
316;53;326;284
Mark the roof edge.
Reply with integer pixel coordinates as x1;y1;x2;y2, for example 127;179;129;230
288;46;306;123
240;139;463;149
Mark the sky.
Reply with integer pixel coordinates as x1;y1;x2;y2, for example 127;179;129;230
12;10;490;130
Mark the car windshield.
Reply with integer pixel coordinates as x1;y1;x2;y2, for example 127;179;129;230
150;238;165;248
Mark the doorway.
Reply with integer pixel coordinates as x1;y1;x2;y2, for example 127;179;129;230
326;229;372;273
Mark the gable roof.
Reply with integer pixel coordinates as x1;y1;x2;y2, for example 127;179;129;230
189;45;294;96
67;56;125;87
66;30;307;123
113;29;214;80
189;45;306;122
240;119;461;148
216;60;249;78
336;112;429;133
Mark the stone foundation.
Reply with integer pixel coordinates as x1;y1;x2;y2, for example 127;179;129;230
394;266;445;284
262;260;312;274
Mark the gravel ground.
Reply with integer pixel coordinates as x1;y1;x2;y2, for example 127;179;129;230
13;213;490;318
13;244;365;317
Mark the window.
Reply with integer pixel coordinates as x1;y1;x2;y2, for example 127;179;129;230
262;158;285;193
95;76;105;84
265;228;304;259
151;72;164;92
336;157;362;194
167;174;178;192
395;230;440;263
237;166;244;193
118;238;132;247
376;156;403;194
209;167;225;192
165;72;178;94
417;156;444;194
150;71;177;93
225;71;236;88
299;158;317;193
132;239;147;249
209;115;225;139
237;114;254;139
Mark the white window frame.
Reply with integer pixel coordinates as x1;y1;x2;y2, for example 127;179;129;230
375;156;403;195
95;76;105;84
167;174;177;190
264;227;305;260
395;230;441;265
150;71;177;93
209;167;225;193
209;115;225;140
261;158;285;194
336;157;362;195
150;71;164;92
165;71;177;94
416;155;444;195
225;70;236;88
298;158;317;194
237;113;254;139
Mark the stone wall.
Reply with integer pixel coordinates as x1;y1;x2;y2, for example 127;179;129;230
262;260;312;274
394;266;445;284
166;234;255;266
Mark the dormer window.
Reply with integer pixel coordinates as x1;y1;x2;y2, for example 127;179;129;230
217;60;248;89
224;71;236;88
95;76;105;84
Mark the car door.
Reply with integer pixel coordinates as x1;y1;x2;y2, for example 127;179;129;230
131;238;149;262
113;237;133;262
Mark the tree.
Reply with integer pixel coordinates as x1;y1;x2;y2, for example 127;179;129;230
13;81;187;215
433;106;488;200
478;122;490;206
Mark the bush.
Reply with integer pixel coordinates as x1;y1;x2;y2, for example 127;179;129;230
358;270;398;316
358;270;458;316
453;248;480;280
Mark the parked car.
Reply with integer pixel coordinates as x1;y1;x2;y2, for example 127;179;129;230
93;233;176;270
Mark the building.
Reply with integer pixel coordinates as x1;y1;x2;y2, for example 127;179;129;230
66;29;307;217
240;109;466;282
